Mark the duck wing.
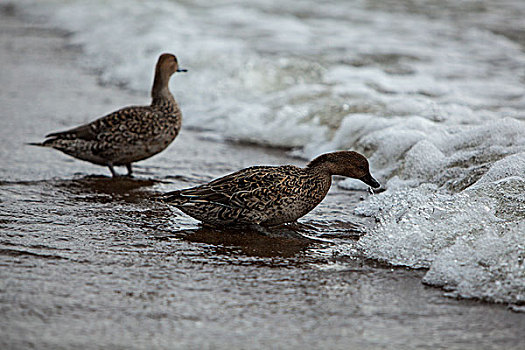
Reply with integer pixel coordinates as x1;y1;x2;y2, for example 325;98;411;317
164;165;303;209
44;106;158;141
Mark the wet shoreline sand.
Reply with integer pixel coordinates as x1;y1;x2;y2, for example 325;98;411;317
1;7;524;350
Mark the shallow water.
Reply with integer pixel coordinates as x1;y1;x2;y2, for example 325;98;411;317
1;3;525;350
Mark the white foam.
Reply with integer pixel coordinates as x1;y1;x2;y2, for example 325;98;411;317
355;173;525;305
474;153;525;185
423;220;525;306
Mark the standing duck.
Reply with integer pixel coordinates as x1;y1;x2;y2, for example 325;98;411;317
30;53;186;177
159;151;380;227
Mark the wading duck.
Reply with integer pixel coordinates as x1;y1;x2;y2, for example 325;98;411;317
159;151;380;227
30;53;186;177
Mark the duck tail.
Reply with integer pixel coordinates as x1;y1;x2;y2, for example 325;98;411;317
155;190;187;204
26;137;57;147
25;140;53;147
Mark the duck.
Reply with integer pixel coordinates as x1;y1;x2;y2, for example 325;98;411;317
29;53;187;177
159;151;380;227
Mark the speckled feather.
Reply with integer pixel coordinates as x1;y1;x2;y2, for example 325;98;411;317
31;53;185;176
160;151;380;227
42;100;182;166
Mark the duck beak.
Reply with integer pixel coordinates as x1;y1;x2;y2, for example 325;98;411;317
361;173;380;188
176;68;188;73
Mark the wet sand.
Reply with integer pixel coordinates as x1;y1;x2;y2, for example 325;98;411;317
1;7;524;350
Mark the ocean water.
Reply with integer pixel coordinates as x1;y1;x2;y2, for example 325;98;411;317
16;0;525;308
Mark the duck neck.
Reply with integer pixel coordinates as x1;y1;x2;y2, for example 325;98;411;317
151;72;174;106
306;161;333;181
307;154;335;174
304;163;333;200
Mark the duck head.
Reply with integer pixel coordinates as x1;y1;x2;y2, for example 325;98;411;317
152;53;187;100
307;151;380;188
156;53;187;77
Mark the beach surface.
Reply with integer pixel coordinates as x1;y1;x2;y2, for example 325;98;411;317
1;6;524;350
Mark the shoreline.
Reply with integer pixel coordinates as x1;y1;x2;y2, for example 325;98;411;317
1;5;524;350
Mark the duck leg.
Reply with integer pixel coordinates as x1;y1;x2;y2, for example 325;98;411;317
125;164;133;177
108;164;117;177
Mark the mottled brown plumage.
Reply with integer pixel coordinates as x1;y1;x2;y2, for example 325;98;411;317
159;151;380;227
30;53;186;176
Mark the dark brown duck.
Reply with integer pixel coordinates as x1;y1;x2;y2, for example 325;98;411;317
160;151;380;227
30;53;186;177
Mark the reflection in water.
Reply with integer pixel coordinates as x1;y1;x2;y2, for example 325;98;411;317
154;226;318;259
52;175;161;203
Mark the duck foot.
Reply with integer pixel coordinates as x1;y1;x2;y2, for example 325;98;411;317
125;164;133;177
107;164;134;178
